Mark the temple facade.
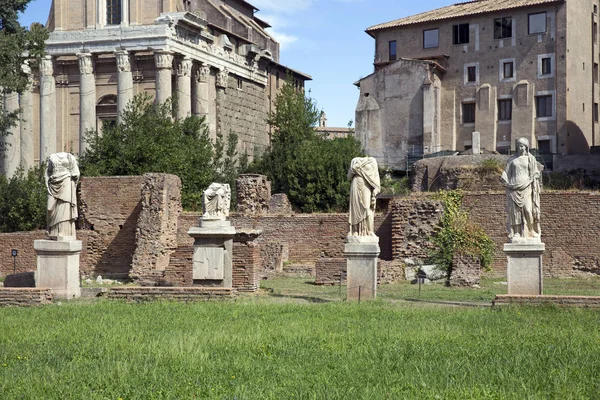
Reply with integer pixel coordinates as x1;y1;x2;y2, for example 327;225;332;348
0;0;310;177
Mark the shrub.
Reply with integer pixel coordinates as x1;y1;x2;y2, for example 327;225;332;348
0;166;46;232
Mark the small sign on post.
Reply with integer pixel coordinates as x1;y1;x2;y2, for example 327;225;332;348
11;249;18;274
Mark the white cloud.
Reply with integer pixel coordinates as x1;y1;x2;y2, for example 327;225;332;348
268;30;298;50
252;0;314;14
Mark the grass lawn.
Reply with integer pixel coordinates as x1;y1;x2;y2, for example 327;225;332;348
1;282;600;399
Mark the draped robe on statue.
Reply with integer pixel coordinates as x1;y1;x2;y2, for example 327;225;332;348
45;152;80;239
347;157;380;236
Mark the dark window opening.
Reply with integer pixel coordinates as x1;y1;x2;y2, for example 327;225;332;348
453;23;470;45
467;66;477;82
541;57;552;75
536;95;553;118
538;139;552;154
389;40;397;61
494;17;512;39
462;103;476;123
595;103;599;122
503;61;514;79
498;99;512;121
106;0;122;25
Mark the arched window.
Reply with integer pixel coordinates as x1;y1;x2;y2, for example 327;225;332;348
96;94;118;134
106;0;122;25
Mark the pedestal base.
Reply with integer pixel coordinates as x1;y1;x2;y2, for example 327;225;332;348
188;219;235;288
345;236;380;301
504;242;545;295
34;239;82;299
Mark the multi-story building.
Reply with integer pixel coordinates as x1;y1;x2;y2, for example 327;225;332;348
355;0;598;169
0;0;310;178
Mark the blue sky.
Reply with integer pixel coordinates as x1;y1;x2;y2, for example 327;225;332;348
20;0;455;128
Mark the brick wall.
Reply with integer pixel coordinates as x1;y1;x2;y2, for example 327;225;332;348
130;174;182;284
0;288;52;306
0;231;46;277
315;258;346;285
232;241;261;292
79;175;145;278
106;287;235;302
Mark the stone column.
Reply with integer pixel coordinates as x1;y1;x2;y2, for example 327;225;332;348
154;51;173;106
77;53;96;155
115;50;133;123
215;67;229;140
39;55;56;164
193;63;210;120
176;57;193;120
1;90;21;178
19;62;34;171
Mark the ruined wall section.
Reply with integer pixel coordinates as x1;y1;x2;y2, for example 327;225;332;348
130;174;182;285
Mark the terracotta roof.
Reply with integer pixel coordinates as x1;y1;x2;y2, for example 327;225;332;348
366;0;563;33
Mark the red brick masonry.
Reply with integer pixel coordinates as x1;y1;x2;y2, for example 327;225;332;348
493;295;600;307
106;286;236;302
0;288;53;306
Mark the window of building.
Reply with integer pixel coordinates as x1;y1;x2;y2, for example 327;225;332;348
503;61;514;79
528;12;546;34
464;63;479;85
106;0;122;25
536;94;553;118
538;54;555;78
453;23;470;45
494;17;512;39
276;72;280;89
538;139;552;154
389;40;397;61
498;99;512;121
423;28;439;48
595;103;599;122
595;63;599;83
595;4;598;14
462;102;476;124
237;78;243;90
594;22;598;43
541;57;552;75
467;66;476;82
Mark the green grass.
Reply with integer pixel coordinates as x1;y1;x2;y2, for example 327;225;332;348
1;296;600;399
260;276;600;304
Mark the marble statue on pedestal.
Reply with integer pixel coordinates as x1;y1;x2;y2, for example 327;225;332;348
45;152;80;239
202;183;231;219
501;137;541;242
347;157;380;237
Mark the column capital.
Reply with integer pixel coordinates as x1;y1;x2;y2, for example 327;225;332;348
195;64;211;83
115;50;131;72
177;57;193;77
40;55;54;77
77;53;94;75
154;51;174;70
216;67;229;89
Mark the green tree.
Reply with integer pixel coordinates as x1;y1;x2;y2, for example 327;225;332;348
0;1;48;152
81;94;207;210
0;165;46;232
250;76;363;212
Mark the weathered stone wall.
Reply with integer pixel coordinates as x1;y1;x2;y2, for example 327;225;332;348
236;174;270;216
391;197;443;262
411;155;508;192
449;254;481;287
315;258;347;285
130;174;182;285
78;175;145;278
106;286;235;302
221;76;269;158
0;288;53;306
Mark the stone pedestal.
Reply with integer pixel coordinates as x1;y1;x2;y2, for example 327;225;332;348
345;236;380;301
504;241;545;295
34;239;82;299
188;219;235;288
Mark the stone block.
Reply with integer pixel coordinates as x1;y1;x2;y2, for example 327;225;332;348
504;242;545;295
3;272;36;288
345;237;380;301
34;239;82;299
